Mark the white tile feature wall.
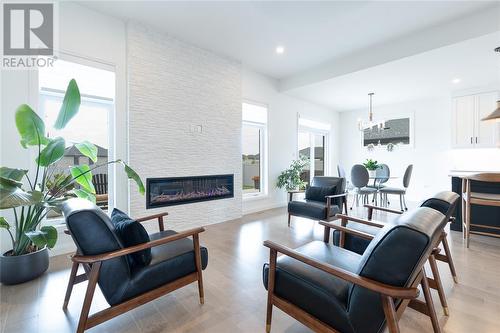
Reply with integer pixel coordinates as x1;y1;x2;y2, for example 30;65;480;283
127;22;242;231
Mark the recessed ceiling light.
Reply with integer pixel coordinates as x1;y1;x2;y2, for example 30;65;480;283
452;78;461;84
275;46;285;54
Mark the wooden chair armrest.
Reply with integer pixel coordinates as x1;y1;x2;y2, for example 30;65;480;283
263;240;419;299
72;227;205;264
364;204;403;215
335;214;385;228
325;192;348;199
135;212;168;222
319;221;375;241
135;211;168;231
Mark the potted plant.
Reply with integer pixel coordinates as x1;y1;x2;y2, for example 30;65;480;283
0;79;144;285
276;156;309;193
363;158;380;177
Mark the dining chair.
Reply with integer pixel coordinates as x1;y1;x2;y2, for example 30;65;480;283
337;164;346;178
350;164;377;209
380;164;413;211
461;173;500;248
367;164;390;205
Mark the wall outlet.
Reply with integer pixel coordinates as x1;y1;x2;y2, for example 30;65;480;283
190;124;203;133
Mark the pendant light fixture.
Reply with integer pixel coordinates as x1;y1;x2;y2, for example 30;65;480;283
481;47;500;122
358;93;385;132
481;100;500;122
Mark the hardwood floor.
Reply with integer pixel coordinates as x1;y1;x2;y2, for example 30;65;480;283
1;205;500;333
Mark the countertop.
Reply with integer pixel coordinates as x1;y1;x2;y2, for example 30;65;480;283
449;170;500;177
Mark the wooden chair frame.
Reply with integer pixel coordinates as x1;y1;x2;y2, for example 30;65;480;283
365;204;458;284
288;190;348;227
461;173;500;248
62;212;206;333
324;212;450;317
263;239;441;333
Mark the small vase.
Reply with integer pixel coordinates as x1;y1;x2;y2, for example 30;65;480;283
369;170;377;178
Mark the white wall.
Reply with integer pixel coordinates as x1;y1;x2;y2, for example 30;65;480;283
127;22;243;230
339;97;500;202
242;69;340;214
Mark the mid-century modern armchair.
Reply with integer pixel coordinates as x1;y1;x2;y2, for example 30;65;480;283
61;199;208;333
326;191;460;317
263;207;446;333
288;176;348;226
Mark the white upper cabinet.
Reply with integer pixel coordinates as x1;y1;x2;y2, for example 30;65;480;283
452;91;499;148
476;92;499;147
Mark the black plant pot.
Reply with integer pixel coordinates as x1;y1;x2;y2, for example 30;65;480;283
0;247;49;285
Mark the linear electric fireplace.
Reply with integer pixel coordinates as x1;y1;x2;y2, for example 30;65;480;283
146;174;234;209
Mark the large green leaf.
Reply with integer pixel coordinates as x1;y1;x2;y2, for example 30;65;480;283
0;217;10;230
41;226;57;249
15;104;48;148
25;225;58;249
37;137;65;167
75;141;98;163
54;79;81;129
72;188;96;204
0;167;27;182
0;188;42;209
119;161;145;195
0;176;23;189
70;165;95;193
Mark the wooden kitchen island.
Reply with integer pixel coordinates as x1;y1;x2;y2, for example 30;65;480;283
450;171;500;237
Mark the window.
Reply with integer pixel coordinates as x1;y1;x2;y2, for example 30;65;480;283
242;102;267;197
298;118;330;185
38;59;115;217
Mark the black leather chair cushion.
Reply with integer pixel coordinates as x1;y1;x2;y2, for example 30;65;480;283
288;199;340;220
116;230;208;305
348;207;445;333
311;177;346;207
111;208;152;268
62;199;131;306
305;185;336;202
263;241;361;333
332;222;380;255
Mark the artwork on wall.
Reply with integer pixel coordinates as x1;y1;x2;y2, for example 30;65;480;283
362;115;413;149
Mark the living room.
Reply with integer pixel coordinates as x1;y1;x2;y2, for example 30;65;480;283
0;1;499;333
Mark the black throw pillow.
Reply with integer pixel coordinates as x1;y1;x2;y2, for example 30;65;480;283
111;208;152;268
305;185;336;203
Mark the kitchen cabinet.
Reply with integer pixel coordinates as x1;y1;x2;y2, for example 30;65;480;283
452;91;499;148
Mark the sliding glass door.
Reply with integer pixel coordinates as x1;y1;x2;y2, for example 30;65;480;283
298;131;328;186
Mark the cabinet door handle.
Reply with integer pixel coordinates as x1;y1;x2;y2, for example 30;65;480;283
475;137;478;144
471;137;473;144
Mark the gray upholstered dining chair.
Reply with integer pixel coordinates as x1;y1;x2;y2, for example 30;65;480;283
337;164;352;191
367;164;390;205
350;164;377;209
380;164;413;211
337;164;346;178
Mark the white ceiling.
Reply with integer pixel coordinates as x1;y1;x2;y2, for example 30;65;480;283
81;1;498;79
287;32;500;111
